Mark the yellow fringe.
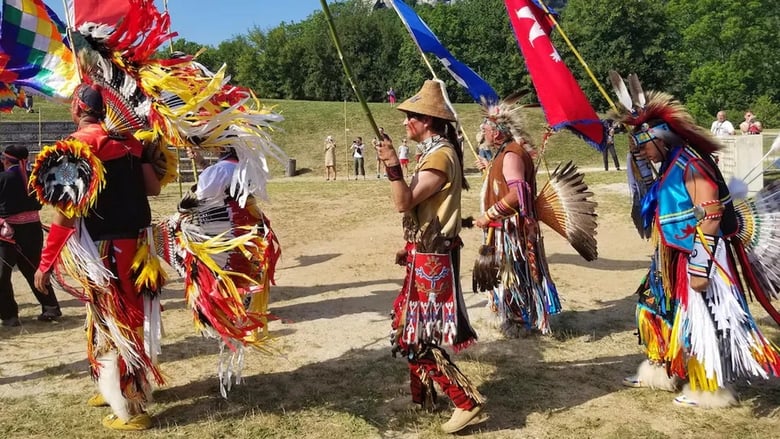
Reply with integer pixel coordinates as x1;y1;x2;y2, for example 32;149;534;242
133;130;179;187
687;357;719;392
636;307;670;363
131;232;167;292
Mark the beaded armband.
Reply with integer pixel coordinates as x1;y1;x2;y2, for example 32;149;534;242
688;233;719;279
693;199;724;223
485;198;517;221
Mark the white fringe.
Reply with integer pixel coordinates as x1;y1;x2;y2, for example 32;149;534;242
217;339;246;399
96;351;132;421
143;295;163;365
683;239;771;388
633;359;679;391
66;219;114;288
680;383;737;409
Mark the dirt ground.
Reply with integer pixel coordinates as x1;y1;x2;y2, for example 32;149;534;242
1;176;780;438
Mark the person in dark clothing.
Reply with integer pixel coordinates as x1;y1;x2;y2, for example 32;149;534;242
0;145;61;326
602;119;621;171
33;83;162;430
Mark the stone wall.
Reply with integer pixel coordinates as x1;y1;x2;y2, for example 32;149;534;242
0;121;75;154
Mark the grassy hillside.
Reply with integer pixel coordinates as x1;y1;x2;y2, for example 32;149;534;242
266;99;617;177
0;98;623;175
0;99;71;122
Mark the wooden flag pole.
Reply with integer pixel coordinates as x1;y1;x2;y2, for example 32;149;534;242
387;0;479;163
320;0;381;140
537;0;616;111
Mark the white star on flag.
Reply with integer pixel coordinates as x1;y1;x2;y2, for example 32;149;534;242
515;6;559;62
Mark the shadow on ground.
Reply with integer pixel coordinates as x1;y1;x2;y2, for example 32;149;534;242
547;253;647;272
152;338;643;435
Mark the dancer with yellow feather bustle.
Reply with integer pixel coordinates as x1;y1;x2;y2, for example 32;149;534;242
29;0;285;430
473;96;598;336
33;81;165;431
610;71;780;408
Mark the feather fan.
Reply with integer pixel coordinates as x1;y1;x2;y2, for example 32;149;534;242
535;161;598;261
733;181;780;299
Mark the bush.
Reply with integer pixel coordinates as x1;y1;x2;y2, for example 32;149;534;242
749;95;780;129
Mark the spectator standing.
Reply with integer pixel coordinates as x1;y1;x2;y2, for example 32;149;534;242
0;145;62;326
398;138;410;176
351;137;366;180
602;119;621;171
710;111;735;137
740;111;763;135
324;135;337;181
387;87;396;106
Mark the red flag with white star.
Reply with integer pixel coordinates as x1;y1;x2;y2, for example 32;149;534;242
504;0;604;150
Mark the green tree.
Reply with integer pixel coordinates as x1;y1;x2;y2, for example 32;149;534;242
557;0;675;112
666;0;780;123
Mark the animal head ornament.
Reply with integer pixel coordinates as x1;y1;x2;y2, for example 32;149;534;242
608;71;720;155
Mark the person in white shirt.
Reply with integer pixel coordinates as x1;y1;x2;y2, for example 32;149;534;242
398;138;410;176
710;111;734;136
351;137;366;180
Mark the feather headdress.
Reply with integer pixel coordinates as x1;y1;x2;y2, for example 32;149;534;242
481;92;534;149
73;0;175;135
608;71;720;156
71;0;286;204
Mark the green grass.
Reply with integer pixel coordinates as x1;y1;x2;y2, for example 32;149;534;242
0;99;71;122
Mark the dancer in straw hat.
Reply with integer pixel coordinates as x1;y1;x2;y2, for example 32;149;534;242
376;80;486;434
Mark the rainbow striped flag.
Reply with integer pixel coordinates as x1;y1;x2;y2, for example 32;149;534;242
0;0;78;100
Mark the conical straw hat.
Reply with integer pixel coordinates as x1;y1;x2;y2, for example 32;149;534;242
397;80;456;122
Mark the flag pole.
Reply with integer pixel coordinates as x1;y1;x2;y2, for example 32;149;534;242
320;0;381;140
344;98;351;180
536;0;616;111
387;0;480;163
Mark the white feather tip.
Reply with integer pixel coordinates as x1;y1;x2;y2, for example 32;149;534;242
728;176;749;200
770;134;780;153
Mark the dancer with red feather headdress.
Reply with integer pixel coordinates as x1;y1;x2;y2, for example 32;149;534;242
611;72;780;408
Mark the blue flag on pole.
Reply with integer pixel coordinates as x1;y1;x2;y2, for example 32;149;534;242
389;0;499;104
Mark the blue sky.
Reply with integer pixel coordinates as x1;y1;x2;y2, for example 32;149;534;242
47;1;337;46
